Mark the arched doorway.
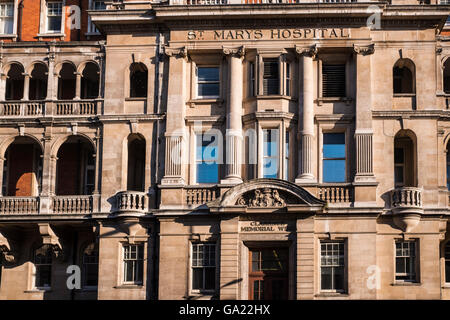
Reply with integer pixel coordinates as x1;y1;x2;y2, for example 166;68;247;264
127;134;145;192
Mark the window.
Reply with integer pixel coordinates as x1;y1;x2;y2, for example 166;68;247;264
263;129;278;178
34;245;52;289
285;63;291;96
263;58;279;95
393;59;415;94
84;154;95;195
123;244;144;284
46;2;63;33
197;67;219;98
196;133;219;184
394;147;405;187
447;149;450;190
284;130;289;180
0;3;14;35
130;63;148;98
191;243;216;292
249;62;255;97
444;59;450;94
82;243;99;288
395;240;417;282
323;133;346;183
445;242;450;283
322;64;345;98
88;1;106;33
320;241;345;292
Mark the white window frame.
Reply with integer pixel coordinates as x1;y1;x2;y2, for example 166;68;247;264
190;242;216;294
319;240;346;293
395;239;418;283
0;2;16;36
32;245;53;291
82;242;99;289
122;243;144;285
87;0;105;35
39;0;65;35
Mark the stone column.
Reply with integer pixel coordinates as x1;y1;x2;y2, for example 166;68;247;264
22;73;30;101
0;157;4;196
39;132;54;214
221;47;244;185
75;72;82;100
47;48;56;116
295;45;317;183
220;216;240;300
353;44;376;183
161;47;188;185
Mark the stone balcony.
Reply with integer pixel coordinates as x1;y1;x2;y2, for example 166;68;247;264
0;99;102;118
0;195;94;215
113;191;149;216
389;187;423;232
169;0;357;4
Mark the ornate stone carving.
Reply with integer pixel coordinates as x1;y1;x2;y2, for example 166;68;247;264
236;188;286;207
295;44;318;58
38;223;67;261
164;46;188;59
353;44;375;56
222;46;245;58
0;231;19;264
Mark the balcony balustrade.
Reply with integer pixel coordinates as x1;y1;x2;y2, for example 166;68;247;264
389;187;423;232
53;195;93;214
114;191;148;215
0;197;40;214
185;186;219;206
0;99;101;117
318;184;354;203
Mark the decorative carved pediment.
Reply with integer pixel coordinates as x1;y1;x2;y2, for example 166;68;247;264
236;188;286;207
208;179;325;212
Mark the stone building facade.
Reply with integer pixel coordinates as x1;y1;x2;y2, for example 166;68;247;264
0;0;448;300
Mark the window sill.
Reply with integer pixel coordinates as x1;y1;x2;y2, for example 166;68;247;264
188;98;223;108
113;284;144;289
37;33;65;38
75;287;98;292
125;97;147;101
85;32;101;36
391;281;421;286
316;97;352;106
0;34;17;38
393;94;416;97
442;284;450;289
24;288;52;293
255;95;292;100
315;292;348;297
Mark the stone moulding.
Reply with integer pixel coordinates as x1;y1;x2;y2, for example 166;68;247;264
207;178;325;213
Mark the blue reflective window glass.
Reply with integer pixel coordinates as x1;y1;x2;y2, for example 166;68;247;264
323;133;346;183
263;129;278;178
196;134;218;184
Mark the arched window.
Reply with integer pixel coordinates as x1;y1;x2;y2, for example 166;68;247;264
444;58;450;94
394;130;417;188
3;137;43;196
29;63;48;100
5;63;24;100
447;143;450;190
129;63;148;98
82;242;99;288
81;62;100;99
127;134;145;192
34;245;53;289
393;59;415;94
58;63;76;100
56;136;95;195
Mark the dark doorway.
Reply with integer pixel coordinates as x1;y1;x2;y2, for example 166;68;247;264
248;247;289;300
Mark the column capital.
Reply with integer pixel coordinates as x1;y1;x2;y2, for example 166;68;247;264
295;44;318;58
222;46;245;59
163;46;188;59
353;43;375;56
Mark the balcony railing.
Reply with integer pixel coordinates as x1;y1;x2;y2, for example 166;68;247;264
171;0;357;4
318;184;354;203
186;186;219;206
0;197;40;214
0;99;101;117
53;195;93;214
114;191;148;214
390;187;422;209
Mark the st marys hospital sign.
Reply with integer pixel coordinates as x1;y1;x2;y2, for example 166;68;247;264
186;28;351;40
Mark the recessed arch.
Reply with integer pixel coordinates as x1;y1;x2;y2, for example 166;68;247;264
129;62;148;98
5;62;24;100
443;56;450;94
393;58;416;95
126;133;146;192
28;62;48;100
394;129;418;188
80;61;100;99
57;62;77;100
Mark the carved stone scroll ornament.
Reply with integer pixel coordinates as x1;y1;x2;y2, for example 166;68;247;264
295;44;318;58
236;188;286;207
353;44;375;56
163;46;188;59
222;46;245;58
0;232;18;264
38;223;66;261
